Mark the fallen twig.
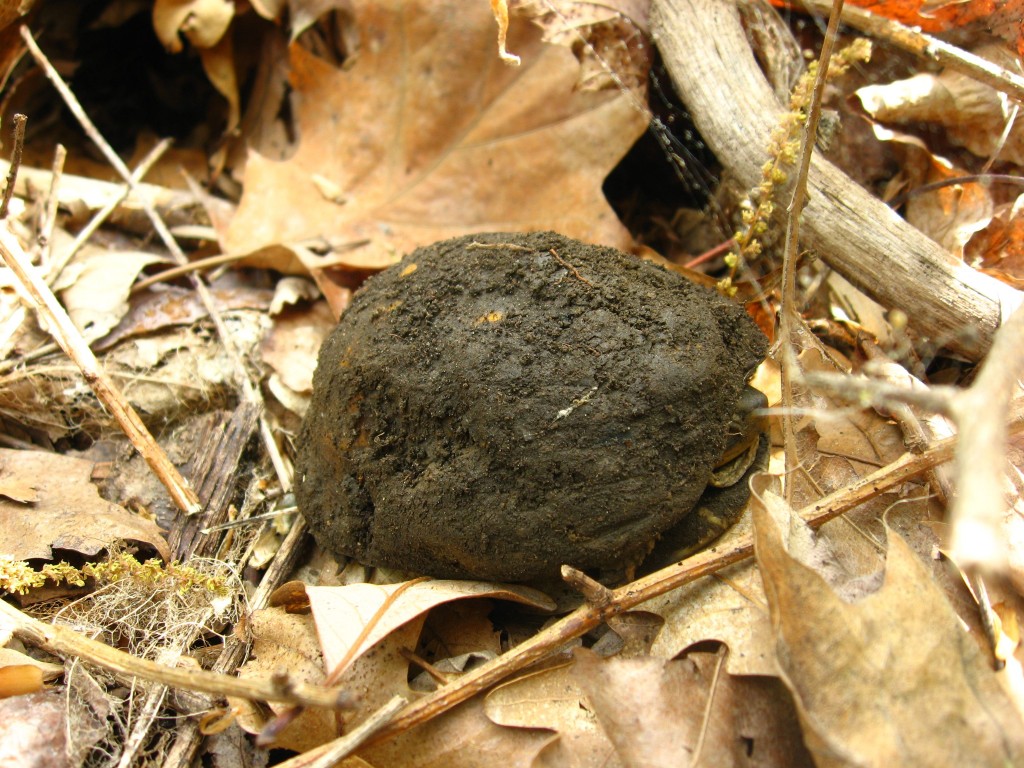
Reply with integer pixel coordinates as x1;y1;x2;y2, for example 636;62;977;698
0;598;351;710
778;0;845;501
0;225;202;515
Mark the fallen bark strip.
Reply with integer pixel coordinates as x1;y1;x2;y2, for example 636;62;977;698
651;0;1023;362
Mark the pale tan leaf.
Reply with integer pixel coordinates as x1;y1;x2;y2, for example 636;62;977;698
306;579;555;675
0;476;37;504
570;648;811;768
360;697;554;768
644;558;776;677
152;0;233;52
485;662;621;768
56;249;167;340
856;44;1024;166
0;647;63;680
260;299;335;395
232;606;336;753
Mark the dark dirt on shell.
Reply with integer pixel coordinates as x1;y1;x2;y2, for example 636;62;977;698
296;232;767;582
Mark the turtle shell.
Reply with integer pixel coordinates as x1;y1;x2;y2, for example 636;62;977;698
295;232;767;581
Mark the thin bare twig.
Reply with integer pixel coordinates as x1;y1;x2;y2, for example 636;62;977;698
0;226;202;514
0;113;27;219
779;0;844;501
50;138;173;285
0;599;351;710
37;143;65;267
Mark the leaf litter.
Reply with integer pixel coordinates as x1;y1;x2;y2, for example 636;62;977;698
0;0;1022;766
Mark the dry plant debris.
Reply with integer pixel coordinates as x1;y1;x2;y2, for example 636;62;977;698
223;0;648;298
0;0;1023;766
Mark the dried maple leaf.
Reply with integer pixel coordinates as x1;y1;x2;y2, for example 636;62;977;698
224;0;647;279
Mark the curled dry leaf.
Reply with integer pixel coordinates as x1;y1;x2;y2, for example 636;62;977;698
224;0;647;284
152;0;240;130
0;664;43;698
93;285;273;350
152;0;233;52
857;43;1024;165
232;607;336;753
305;579;555;675
0;647;63;684
967;193;1024;286
260;299;335;417
0;449;170;564
752;486;1024;765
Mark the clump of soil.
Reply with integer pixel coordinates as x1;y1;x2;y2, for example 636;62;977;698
296;232;767;581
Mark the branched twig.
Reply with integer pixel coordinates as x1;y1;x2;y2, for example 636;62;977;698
37;143;65;267
19;26;293;494
49;138;173;285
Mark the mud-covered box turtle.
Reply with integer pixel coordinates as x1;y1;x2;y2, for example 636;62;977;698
296;232;768;582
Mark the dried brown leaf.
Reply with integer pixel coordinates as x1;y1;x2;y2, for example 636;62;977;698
857;44;1024;165
752;489;1024;766
485;661;620;768
55;249;167;340
224;0;646;278
0;449;170;563
232;607;336;752
570;648;812;768
359;697;554;768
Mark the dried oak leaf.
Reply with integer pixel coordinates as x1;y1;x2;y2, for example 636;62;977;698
484;661;621;768
569;648;812;768
0;449;170;563
753;489;1024;766
224;0;647;281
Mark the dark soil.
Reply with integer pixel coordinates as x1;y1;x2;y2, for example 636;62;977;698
296;232;767;581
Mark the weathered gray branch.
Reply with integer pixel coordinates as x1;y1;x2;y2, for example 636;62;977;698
651;0;1023;361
